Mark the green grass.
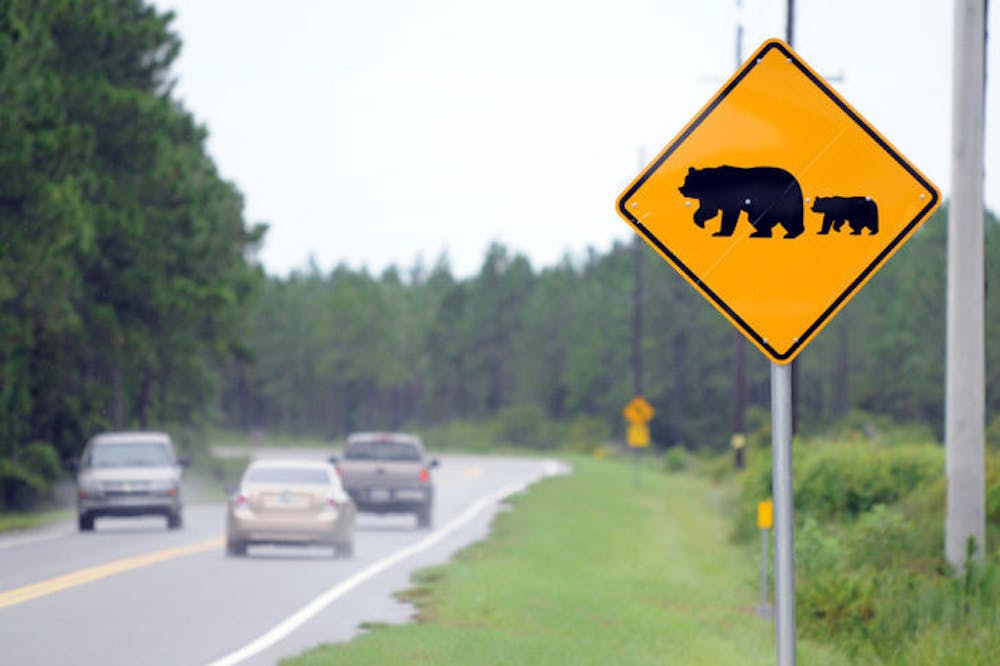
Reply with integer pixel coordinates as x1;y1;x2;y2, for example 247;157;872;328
283;455;847;665
0;508;72;532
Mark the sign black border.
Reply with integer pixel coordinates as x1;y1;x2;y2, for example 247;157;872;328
616;39;940;363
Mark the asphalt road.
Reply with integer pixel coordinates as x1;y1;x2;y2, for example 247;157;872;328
0;453;565;666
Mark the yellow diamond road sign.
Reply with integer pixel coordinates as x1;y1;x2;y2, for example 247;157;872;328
623;396;655;423
616;39;940;364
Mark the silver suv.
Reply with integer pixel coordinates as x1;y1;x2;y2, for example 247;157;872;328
75;431;188;531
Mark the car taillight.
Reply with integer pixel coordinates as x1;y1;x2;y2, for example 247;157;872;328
234;494;248;506
326;497;339;508
419;468;430;483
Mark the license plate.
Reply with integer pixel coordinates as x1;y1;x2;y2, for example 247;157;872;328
266;492;307;508
369;489;391;502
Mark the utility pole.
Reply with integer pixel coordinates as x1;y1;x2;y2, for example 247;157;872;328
631;147;646;486
785;0;794;52
946;0;987;570
632;147;645;399
786;0;800;438
733;2;747;470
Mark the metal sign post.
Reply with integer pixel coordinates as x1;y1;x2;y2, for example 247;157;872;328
756;498;774;618
771;363;796;665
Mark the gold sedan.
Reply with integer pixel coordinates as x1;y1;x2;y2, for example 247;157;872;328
226;459;356;558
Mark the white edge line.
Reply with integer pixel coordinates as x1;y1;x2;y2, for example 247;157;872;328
206;462;562;666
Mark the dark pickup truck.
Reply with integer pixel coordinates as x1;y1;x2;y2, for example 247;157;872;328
331;432;439;528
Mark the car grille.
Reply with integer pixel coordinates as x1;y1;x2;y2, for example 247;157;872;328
100;481;171;498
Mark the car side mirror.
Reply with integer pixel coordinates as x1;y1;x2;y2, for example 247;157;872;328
429;458;440;468
177;456;192;468
327;455;339;466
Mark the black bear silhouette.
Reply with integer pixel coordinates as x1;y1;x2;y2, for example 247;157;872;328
678;165;804;239
811;196;879;235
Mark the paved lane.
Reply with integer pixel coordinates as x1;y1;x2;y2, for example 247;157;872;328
0;454;565;665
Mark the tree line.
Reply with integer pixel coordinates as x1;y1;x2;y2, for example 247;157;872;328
219;204;1000;451
0;0;264;472
3;0;1000;478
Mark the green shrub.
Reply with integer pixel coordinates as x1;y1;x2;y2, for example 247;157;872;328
732;435;1000;662
559;414;611;454
987;481;1000;525
796;517;846;576
794;442;943;521
663;446;690;473
0;459;49;510
416;419;495;452
795;518;872;639
824;409;895;442
986;412;1000;451
494;404;552;449
20;441;63;482
847;504;919;570
701;451;735;481
829;561;1000;664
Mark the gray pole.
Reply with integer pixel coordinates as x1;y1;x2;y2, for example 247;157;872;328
785;0;800;438
757;526;772;618
732;1;747;472
771;362;796;665
632;147;645;488
946;0;987;569
632;146;645;399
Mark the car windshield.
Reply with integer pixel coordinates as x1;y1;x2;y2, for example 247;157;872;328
246;467;330;485
344;440;421;461
88;442;172;468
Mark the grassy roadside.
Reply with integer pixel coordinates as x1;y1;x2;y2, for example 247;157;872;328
284;455;847;665
0;508;72;532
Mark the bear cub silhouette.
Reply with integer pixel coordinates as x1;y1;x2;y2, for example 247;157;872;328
678;165;804;239
812;196;879;235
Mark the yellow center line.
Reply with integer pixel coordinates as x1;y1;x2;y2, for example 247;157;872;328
0;535;223;610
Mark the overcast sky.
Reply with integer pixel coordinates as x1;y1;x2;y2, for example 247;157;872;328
151;0;998;278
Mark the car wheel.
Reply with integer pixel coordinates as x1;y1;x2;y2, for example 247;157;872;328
78;513;94;532
416;506;432;529
166;511;183;529
226;537;247;557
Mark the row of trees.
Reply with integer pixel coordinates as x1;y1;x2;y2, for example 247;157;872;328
219;204;1000;450
4;1;999;467
0;0;265;464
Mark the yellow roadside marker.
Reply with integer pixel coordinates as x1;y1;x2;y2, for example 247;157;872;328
0;535;223;610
